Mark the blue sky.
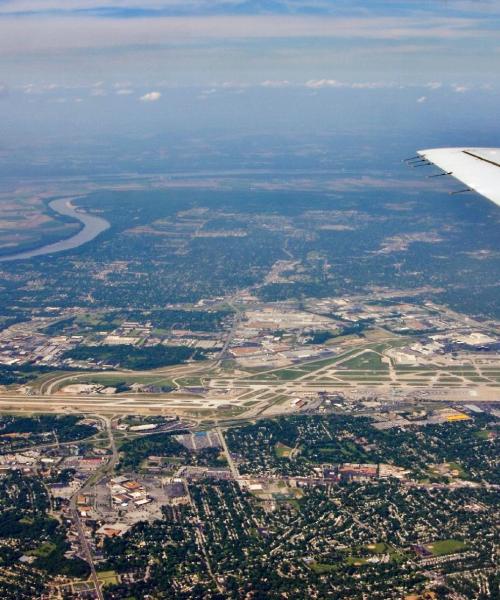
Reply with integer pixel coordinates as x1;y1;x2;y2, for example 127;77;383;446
0;0;499;151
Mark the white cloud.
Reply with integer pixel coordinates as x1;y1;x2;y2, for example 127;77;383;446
305;79;395;90
218;81;249;89
425;81;442;90
116;88;134;95
198;87;217;100
260;79;290;88
22;82;61;94
349;81;393;89
305;79;342;88
452;83;469;93
140;91;161;101
417;96;427;103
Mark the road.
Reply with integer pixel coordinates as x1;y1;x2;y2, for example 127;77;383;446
70;504;104;600
69;415;118;600
217;303;243;363
216;426;240;478
185;484;224;593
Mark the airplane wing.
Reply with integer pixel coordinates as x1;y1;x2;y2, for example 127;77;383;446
417;147;500;207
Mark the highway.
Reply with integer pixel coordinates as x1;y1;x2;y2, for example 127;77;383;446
216;301;243;363
70;503;103;600
216;426;240;478
68;415;118;600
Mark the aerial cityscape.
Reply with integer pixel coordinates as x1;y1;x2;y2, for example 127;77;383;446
0;1;499;599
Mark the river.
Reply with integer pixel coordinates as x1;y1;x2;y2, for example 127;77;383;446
0;197;110;262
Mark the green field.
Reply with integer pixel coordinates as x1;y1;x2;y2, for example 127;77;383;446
56;373;176;390
310;562;339;574
345;556;368;566
447;461;467;478
338;351;387;370
175;377;205;387
97;570;119;587
31;541;57;558
275;441;293;458
366;542;389;554
251;368;305;381
425;539;467;556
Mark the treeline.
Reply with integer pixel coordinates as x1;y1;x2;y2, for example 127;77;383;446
119;431;190;470
62;344;206;370
42;317;76;335
149;308;233;332
33;533;90;579
0;415;97;453
305;330;335;345
0;364;55;386
43;308;232;337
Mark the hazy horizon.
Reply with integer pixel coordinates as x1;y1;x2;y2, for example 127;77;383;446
1;0;500;172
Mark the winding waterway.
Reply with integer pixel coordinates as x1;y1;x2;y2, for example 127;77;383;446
0;197;110;262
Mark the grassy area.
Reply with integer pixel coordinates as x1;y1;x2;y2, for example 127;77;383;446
425;539;467;556
244;347;384;381
363;329;399;341
31;541;57;558
345;556;367;566
260;369;305;381
213;406;246;418
275;441;293;458
237;390;263;400
33;370;71;385
175;377;204;387
447;461;467;478
301;381;351;386
338;351;388;370
363;542;405;563
396;366;439;372
291;349;362;373
272;395;292;405
298;358;345;372
97;570;119;587
334;373;390;380
310;562;338;574
366;542;389;554
55;373;177;391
